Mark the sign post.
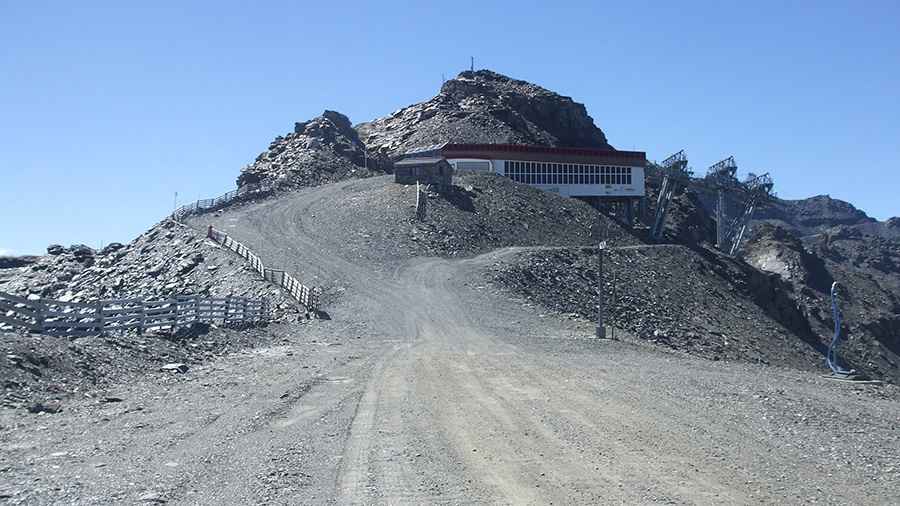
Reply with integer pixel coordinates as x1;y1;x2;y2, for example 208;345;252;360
596;239;607;339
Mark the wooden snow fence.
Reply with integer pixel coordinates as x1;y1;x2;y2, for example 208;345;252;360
172;180;276;222
206;226;321;312
0;291;268;337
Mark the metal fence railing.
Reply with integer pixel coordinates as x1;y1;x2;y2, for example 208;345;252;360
0;291;268;338
206;226;320;312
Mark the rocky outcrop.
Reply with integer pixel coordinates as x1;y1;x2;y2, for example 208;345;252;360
356;70;612;157
742;223;832;290
236;110;388;189
740;222;900;383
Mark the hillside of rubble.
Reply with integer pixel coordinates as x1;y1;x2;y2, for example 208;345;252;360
250;172;640;268
486;244;821;369
0;220;296;315
0;219;313;409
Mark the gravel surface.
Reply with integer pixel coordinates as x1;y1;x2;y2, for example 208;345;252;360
2;176;898;504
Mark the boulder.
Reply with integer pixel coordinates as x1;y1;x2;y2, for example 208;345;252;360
100;243;125;255
69;244;95;258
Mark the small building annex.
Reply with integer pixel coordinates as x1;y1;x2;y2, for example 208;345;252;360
393;157;453;187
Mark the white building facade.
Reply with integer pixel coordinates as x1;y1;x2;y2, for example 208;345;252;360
401;143;646;199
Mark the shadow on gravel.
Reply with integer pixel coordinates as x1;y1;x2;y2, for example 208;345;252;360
437;185;476;213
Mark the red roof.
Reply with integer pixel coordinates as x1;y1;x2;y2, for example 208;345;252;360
441;143;646;161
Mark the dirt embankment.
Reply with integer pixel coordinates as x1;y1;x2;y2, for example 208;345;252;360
299;173;639;267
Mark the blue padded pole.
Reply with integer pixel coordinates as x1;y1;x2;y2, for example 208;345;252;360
827;282;854;375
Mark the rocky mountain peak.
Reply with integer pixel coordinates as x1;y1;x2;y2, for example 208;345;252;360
357;69;612;157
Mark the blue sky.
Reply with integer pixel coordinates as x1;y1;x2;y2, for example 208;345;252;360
2;1;898;255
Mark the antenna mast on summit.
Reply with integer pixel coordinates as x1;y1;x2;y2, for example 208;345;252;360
470;56;474;72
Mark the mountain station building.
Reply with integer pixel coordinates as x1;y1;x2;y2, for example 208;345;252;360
398;143;647;222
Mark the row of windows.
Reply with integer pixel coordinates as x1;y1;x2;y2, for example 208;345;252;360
504;160;633;186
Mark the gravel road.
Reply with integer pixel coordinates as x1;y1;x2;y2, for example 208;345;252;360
2;177;898;504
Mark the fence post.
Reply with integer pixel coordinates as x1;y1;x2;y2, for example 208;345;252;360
138;301;146;335
96;301;104;336
35;299;46;334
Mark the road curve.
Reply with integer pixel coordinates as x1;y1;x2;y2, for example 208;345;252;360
189;178;900;504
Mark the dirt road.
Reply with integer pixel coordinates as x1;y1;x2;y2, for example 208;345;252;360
2;178;898;504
